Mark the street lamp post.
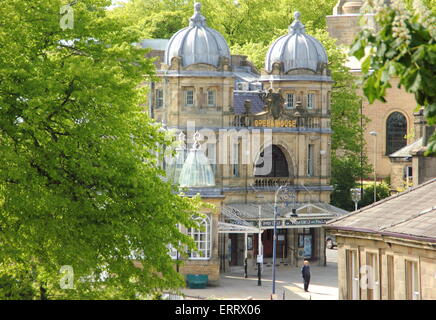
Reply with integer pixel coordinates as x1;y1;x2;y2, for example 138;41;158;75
351;188;361;211
369;131;378;203
272;185;285;296
271;185;298;298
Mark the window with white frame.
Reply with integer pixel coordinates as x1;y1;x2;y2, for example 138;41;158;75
167;225;181;260
307;144;314;177
307;93;315;109
207;89;216;106
155;89;163;108
286;93;295;109
188;216;211;260
184;90;194;107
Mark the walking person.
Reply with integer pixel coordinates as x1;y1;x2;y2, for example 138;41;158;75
301;260;311;292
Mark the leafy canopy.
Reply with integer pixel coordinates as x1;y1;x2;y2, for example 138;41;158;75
0;0;201;299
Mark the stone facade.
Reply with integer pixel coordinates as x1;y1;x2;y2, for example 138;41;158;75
327;1;420;181
359;78;417;179
144;5;347;286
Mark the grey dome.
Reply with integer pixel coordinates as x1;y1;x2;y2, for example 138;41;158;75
265;12;328;73
165;3;230;68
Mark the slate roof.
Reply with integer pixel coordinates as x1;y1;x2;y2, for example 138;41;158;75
139;39;169;51
233;92;265;115
389;137;423;159
326;179;436;242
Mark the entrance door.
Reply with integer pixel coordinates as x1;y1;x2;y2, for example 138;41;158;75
346;250;360;300
262;230;273;258
229;234;238;266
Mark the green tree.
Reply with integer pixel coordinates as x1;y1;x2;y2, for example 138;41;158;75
350;0;436;154
358;183;391;208
0;0;201;299
111;0;337;45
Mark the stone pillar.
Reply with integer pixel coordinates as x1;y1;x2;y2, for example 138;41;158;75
286;228;295;265
319;227;326;266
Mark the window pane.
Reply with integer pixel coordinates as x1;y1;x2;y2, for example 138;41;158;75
307;144;314;176
188;217;211;259
185;90;194;106
286;94;294;109
156;89;163;108
386;112;407;154
207;90;215;106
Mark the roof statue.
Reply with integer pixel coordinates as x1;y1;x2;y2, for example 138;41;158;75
179;131;216;188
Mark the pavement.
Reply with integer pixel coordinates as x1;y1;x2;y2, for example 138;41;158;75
180;249;338;300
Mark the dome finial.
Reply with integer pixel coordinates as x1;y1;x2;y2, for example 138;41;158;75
289;11;305;34
192;131;202;150
190;2;206;27
294;11;301;20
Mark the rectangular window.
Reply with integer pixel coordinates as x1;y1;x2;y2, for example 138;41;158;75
405;260;420;300
387;255;395;300
307;144;314;177
307;93;315;109
155;89;163;108
286;93;294;109
184;90;194;107
346;250;360;300
206;143;217;173
232;142;239;177
207;89;216;106
366;252;380;300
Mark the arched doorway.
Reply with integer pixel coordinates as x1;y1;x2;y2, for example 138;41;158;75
254;145;291;177
386;112;407;155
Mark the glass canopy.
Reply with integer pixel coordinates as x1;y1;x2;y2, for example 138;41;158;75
179;132;216;188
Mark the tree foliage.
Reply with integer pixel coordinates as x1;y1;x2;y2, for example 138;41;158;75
350;0;436;154
0;0;201;299
358;182;391;208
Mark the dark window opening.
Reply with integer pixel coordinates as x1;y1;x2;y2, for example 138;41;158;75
386;112;407;155
255;145;289;177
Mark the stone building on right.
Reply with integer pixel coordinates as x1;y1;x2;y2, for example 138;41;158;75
325;178;436;300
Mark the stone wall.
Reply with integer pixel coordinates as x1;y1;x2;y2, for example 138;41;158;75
412;153;436;186
335;234;436;300
326;14;362;46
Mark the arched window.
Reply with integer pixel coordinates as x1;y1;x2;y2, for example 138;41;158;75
188;216;211;260
254;145;290;177
386;112;407;155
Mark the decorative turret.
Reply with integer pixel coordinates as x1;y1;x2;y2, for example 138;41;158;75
165;2;230;68
265;12;328;75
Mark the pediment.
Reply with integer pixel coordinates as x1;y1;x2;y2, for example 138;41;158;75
296;204;327;215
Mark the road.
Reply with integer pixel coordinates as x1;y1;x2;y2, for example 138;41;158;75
180;248;338;300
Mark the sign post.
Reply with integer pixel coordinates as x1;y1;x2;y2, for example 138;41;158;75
257;254;263;286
